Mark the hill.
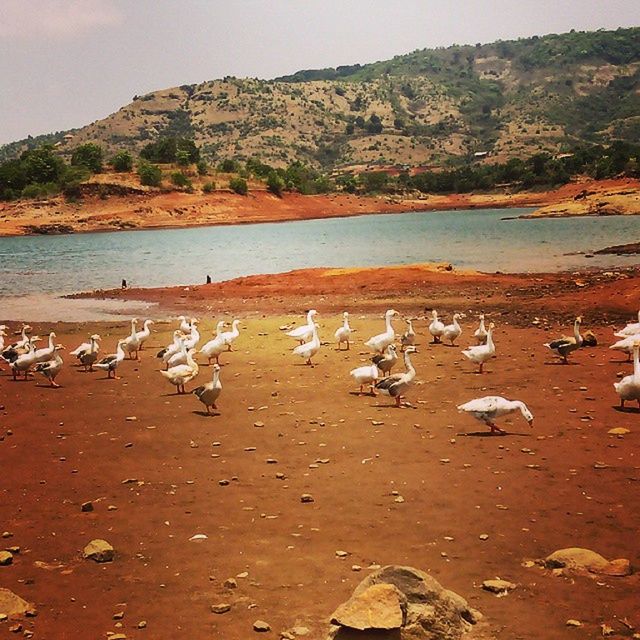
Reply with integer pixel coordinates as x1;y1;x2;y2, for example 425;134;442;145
1;28;639;170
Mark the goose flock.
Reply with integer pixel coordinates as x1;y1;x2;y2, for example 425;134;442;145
2;306;640;431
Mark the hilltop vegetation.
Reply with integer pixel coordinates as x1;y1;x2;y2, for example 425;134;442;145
1;28;639;184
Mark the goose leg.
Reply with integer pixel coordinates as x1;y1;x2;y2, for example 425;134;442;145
395;396;402;407
479;362;484;374
621;399;625;408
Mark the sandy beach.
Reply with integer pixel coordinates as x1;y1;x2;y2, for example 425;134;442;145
2;264;640;639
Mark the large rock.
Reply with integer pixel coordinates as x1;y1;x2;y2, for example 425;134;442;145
328;565;486;640
330;583;405;630
82;539;115;563
543;548;632;577
0;588;33;618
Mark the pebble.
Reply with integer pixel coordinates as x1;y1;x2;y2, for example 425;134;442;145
479;534;489;541
253;620;271;632
137;621;147;629
300;494;314;503
224;578;238;589
0;550;13;566
219;479;230;486
335;550;349;558
566;619;582;627
254;422;265;428
211;603;231;614
81;501;94;512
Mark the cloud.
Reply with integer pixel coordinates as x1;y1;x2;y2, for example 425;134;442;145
0;0;122;39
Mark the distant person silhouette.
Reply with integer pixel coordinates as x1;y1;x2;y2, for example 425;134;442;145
206;275;212;284
122;279;127;289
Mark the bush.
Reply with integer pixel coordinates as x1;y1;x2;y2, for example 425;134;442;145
196;160;209;175
170;171;192;189
266;172;285;197
111;150;133;172
202;181;216;193
219;158;240;173
138;162;162;187
175;150;191;167
71;143;103;173
229;176;248;195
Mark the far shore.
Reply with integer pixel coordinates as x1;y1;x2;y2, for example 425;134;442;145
1;177;638;238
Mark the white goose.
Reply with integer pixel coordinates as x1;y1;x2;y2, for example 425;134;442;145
286;310;318;344
135;320;154;350
161;349;199;394
33;332;57;364
193;364;222;414
200;334;227;366
614;310;640;338
178;316;193;334
157;330;184;364
371;343;398;377
442;313;463;346
70;334;101;358
462;322;496;373
94;340;127;379
0;326;7;369
614;341;640;409
428;310;445;343
78;335;101;371
166;338;189;368
219;319;241;351
474;314;488;345
293;321;321;365
365;309;399;353
183;320;201;351
457;396;534;434
545;316;583;363
609;332;640;361
10;341;40;380
374;346;418;407
400;319;416;351
334;312;351;350
121;319;141;360
34;345;65;388
350;362;379;395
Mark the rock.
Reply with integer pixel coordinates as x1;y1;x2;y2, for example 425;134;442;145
137;621;147;629
292;626;310;636
300;494;314;503
481;579;516;594
81;501;94;512
224;578;238;589
82;539;115;563
330;583;405;631
566;619;582;627
328;565;484;639
0;551;13;566
479;534;489;541
608;427;630;435
543;547;632;577
0;588;33;618
253;619;271;632
211;603;231;614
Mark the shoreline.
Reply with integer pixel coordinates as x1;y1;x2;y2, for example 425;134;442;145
1;177;638;238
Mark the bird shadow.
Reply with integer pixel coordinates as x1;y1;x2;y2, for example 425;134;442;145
457;431;532;437
349;391;376;397
544;361;578;366
192;410;220;417
610;358;632;364
613;405;640;414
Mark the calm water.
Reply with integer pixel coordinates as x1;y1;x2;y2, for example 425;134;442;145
1;208;639;301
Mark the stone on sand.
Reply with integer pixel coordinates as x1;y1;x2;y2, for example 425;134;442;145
330;583;405;630
82;539;115;563
543;548;632;577
0;588;33;618
253;619;271;632
328;565;484;639
0;551;13;566
481;579;516;594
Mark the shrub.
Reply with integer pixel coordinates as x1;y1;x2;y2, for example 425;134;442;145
196;160;209;175
266;172;285;197
202;181;216;193
71;143;104;173
170;171;192;189
138;162;162;187
111;150;133;172
229;176;248;195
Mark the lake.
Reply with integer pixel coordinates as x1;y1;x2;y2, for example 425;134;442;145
0;207;639;319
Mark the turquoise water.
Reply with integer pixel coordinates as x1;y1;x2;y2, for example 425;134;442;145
0;208;639;299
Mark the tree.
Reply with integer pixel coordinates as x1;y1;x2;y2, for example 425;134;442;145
176;150;191;167
196;160;209;175
137;161;162;187
171;171;192;189
111;150;133;172
71;143;104;173
23;145;65;184
266;172;285;197
229;176;248;195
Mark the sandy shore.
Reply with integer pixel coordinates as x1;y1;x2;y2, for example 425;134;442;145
1;178;638;238
2;264;640;639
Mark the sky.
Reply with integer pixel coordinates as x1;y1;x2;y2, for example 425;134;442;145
1;0;639;145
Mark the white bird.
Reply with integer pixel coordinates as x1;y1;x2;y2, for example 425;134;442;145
10;341;40;380
94;340;127;379
609;332;640;361
335;312;352;350
33;332;57;364
157;330;184;364
614;340;640;409
70;333;101;358
219;319;241;351
350;362;379;395
545;316;583;363
442;313;463;346
474;314;488;344
613;310;640;338
161;349;199;394
200;334;227;366
400;319;416;351
121;319;141;360
374;346;418;407
78;335;101;371
462;322;496;373
178;316;193;334
192;364;222;414
293;321;321;365
428;310;445;344
365;309;399;353
135;320;154;350
166;338;189;368
3;326;39;364
183;320;200;351
286;310;318;344
371;343;398;377
34;345;65;388
457;396;534;435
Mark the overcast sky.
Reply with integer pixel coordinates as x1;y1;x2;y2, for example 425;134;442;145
1;0;639;145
